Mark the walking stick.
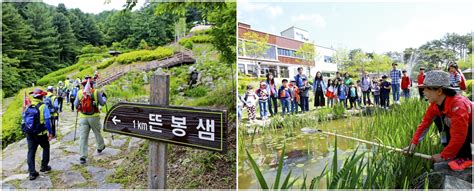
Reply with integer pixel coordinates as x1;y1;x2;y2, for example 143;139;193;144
301;128;432;160
73;111;78;141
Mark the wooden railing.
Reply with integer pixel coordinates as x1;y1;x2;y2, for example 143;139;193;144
96;48;195;88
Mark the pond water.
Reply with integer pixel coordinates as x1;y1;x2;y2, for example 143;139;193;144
238;115;373;189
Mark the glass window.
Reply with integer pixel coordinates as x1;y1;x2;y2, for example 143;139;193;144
238;63;245;74
238;40;245;56
324;56;333;63
280;66;289;78
247;64;257;76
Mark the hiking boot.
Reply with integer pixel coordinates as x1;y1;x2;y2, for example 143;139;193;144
97;146;105;153
448;158;472;171
80;157;87;164
29;171;39;180
40;166;51;172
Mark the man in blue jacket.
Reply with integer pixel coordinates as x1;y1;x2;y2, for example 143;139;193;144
23;88;54;180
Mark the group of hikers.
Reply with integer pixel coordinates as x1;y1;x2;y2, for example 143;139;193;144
239;62;468;122
21;71;106;180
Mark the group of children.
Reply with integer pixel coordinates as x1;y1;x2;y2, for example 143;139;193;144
325;75;397;110
239;72;413;122
240;78;312;122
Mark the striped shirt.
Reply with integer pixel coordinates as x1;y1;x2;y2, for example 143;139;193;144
449;73;461;87
390;69;402;84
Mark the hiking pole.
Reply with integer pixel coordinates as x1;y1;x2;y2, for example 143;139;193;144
104;103;115;142
301;128;432;160
73;111;78;141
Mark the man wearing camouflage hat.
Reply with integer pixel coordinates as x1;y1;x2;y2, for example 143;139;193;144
404;70;472;171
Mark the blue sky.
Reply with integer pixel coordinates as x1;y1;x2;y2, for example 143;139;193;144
238;1;473;53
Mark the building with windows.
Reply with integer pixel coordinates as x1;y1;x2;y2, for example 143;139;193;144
238;22;337;80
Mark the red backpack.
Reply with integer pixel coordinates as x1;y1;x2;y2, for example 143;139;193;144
78;90;99;115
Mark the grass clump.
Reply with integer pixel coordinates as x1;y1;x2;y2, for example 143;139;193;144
115;47;174;65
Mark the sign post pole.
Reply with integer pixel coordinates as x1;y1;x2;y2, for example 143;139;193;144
148;74;169;189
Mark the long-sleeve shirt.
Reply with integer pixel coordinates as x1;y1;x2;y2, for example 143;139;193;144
256;88;269;102
449;72;462;88
371;84;381;96
313;79;327;94
410;95;472;160
360;76;371;91
390;69;402;84
243;90;257;107
265;80;278;98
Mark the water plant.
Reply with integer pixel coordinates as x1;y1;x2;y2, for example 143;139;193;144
242;99;439;189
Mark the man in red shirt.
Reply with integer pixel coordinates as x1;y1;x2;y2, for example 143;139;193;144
417;67;426;100
401;70;412;99
404;70;472;170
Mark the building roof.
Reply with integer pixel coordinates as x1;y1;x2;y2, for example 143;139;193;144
238;22;334;51
281;26;309;33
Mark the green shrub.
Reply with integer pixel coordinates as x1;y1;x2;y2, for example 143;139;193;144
115;47;174;65
466;79;473;100
79;65;89;71
178;38;193;49
73;66;94;79
184;86;209;97
37;54;108;86
190;35;212;43
191;28;212;35
81;44;108;54
97;58;116;70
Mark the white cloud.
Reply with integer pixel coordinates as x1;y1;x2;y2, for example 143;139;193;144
375;13;472;53
268;6;283;17
238;2;283;18
291;14;327;28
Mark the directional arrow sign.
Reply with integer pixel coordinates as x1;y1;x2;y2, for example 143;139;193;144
104;102;227;152
112;116;121;125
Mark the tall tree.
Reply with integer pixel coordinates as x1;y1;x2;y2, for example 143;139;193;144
174;17;187;42
2;3;31;61
24;3;60;75
333;47;350;71
52;12;78;65
104;10;133;46
295;42;316;66
239;31;269;78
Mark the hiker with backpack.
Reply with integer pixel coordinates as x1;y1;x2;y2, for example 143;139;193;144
45;86;60;137
74;76;107;164
22;88;54;180
57;81;66;112
64;77;71;105
70;84;80;111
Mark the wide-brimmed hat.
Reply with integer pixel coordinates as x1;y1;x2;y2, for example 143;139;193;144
29;88;47;98
418;70;457;90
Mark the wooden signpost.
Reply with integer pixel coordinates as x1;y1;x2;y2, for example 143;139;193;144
103;74;227;189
